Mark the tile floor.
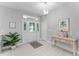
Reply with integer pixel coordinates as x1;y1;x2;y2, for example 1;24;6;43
0;40;74;56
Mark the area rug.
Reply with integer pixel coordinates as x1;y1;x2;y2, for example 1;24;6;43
30;41;43;48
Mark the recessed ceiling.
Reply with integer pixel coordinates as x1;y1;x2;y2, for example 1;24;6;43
0;2;65;16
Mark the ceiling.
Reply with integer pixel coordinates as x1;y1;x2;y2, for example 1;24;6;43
0;2;65;16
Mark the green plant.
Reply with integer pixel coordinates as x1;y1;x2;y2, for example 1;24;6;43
2;32;21;47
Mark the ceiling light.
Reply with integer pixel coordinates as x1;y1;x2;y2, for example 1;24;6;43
42;2;48;15
22;14;38;20
35;18;38;20
43;8;48;15
23;15;28;19
37;2;55;15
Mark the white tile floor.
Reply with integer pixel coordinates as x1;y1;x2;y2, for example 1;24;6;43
0;40;74;56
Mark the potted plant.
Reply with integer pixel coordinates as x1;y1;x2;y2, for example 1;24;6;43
2;32;21;49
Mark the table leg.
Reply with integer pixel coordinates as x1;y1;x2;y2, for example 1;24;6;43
73;41;77;56
51;39;56;46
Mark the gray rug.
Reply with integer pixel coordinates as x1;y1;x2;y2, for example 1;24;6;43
30;41;43;48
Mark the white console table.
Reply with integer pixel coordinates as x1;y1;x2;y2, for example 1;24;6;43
51;35;77;55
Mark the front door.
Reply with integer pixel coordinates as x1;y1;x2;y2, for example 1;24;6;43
22;20;40;44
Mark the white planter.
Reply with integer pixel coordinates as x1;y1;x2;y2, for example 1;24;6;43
2;46;11;49
11;46;16;49
2;46;11;51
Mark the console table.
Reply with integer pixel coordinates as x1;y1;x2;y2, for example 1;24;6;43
51;35;77;55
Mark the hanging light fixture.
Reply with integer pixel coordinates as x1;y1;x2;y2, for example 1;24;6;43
43;8;48;15
42;2;48;15
37;2;55;16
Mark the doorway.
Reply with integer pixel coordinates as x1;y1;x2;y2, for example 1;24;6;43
22;18;40;44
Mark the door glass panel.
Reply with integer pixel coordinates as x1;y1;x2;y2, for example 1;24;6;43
36;23;39;32
24;22;26;31
29;22;35;32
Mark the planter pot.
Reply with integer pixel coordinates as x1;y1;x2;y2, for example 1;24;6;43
11;46;16;49
2;46;11;51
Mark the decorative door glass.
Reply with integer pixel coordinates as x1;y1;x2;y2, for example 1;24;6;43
24;22;27;31
36;23;39;32
29;22;35;32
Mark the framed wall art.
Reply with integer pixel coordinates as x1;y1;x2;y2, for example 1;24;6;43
9;22;16;29
58;18;70;32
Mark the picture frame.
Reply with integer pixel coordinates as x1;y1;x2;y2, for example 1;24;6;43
9;22;16;29
58;18;70;32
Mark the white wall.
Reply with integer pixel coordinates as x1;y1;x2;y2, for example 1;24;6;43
41;2;79;48
0;6;24;35
0;5;40;44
